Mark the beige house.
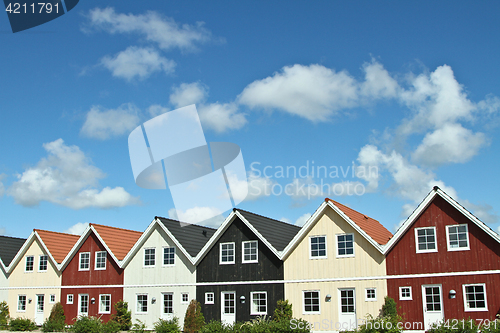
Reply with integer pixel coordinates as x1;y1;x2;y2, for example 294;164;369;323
281;199;392;332
7;230;78;325
0;236;25;303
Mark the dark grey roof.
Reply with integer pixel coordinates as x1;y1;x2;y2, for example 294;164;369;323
0;235;26;266
156;217;216;257
235;209;301;251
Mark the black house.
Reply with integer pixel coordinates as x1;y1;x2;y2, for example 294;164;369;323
195;208;300;324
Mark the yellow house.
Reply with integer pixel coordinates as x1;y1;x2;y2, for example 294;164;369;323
281;199;392;332
7;230;79;325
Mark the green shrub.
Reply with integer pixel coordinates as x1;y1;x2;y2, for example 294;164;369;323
428;318;479;333
110;300;131;330
273;299;292;322
354;314;402;333
9;317;37;331
70;316;102;333
130;320;146;333
481;318;500;333
153;317;181;333
41;318;66;332
101;320;120;333
199;320;231;333
42;302;66;332
0;301;10;329
381;296;398;318
183;299;205;333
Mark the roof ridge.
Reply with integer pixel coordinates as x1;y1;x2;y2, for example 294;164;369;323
156;216;217;230
0;235;26;240
325;198;380;222
34;229;80;238
90;223;141;233
234;208;301;229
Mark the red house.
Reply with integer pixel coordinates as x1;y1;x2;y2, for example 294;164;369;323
60;224;141;323
384;186;500;330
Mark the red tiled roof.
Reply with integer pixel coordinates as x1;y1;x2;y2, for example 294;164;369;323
325;198;393;245
35;230;80;264
90;224;142;260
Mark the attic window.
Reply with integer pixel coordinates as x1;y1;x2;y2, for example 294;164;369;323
242;241;258;263
446;224;469;251
95;251;106;270
220;242;235;265
25;256;34;272
415;227;437;253
39;255;48;271
79;252;90;271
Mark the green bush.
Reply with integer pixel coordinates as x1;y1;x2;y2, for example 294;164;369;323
183;299;205;333
41;318;66;333
381;296;398;318
354;314;402;333
110;300;131;331
273;299;292;322
70;316;102;333
428;318;479;333
101;320;120;333
0;301;10;329
130;320;146;333
42;302;66;332
153;317;181;333
481;318;500;333
199;320;231;333
9;317;37;331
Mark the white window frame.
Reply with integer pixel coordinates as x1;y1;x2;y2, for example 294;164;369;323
309;235;327;259
399;286;412;300
415;227;438;253
303;290;321;314
162;293;174;315
181;292;189;304
67;294;73;304
49;294;56;303
242;240;258;263
250;291;267;315
463;283;488;312
446;224;470;251
136;294;148;314
143;248;156;267
99;294;111;314
337;233;355;258
365;288;377;301
78;294;89;317
25;255;34;272
95;251;107;270
205;292;214;305
17;295;26;312
219;242;235;265
39;255;48;272
162;246;175;266
79;252;90;271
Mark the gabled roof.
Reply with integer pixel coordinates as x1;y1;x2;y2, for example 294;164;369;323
91;224;142;261
383;186;500;254
194;208;301;264
35;230;79;264
0;235;26;268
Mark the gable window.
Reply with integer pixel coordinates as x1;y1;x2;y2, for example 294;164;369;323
136;294;148;313
303;291;320;314
446;224;469;251
50;294;56;303
415;227;437;253
163;293;173;314
181;293;189;304
67;294;73;304
250;292;267;315
163;247;175;266
25;256;34;272
242;241;258;263
310;236;327;258
463;284;487;311
337;234;354;257
220;242;235;264
79;252;90;271
205;292;214;304
39;255;48;271
144;248;155;266
365;288;376;301
399;287;412;300
95;251;106;270
17;295;26;312
99;294;111;314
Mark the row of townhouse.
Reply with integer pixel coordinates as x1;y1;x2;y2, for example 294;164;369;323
0;186;499;332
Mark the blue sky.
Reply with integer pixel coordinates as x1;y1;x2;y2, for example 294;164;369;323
1;1;500;238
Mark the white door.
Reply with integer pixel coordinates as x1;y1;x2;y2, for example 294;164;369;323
78;294;89;317
338;289;357;330
221;292;236;325
161;293;174;320
34;294;44;325
422;285;444;330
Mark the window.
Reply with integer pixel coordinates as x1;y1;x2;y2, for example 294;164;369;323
242;241;258;263
250;292;267;315
163;247;175;266
415;227;437;253
399;287;412;300
303;291;320;314
79;252;90;271
337;234;354;257
36;294;44;312
220;242;235;264
136;294;148;313
39;255;48;271
181;293;189;304
447;224;469;251
365;288;376;301
67;294;74;304
95;251;106;270
310;236;327;258
17;295;26;312
78;294;89;316
99;294;111;314
205;292;214;304
163;293;173;314
144;248;155;266
463;284;488;311
50;294;56;303
25;256;34;272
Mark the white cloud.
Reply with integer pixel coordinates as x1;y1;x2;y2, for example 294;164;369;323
294;213;312;227
86;7;212;51
360;60;399;99
0;174;5;197
147;104;169;118
64;222;89;236
246;172;276;201
170;82;207;108
81;103;141;140
8;139;139;209
101;46;176;81
168;207;225;227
